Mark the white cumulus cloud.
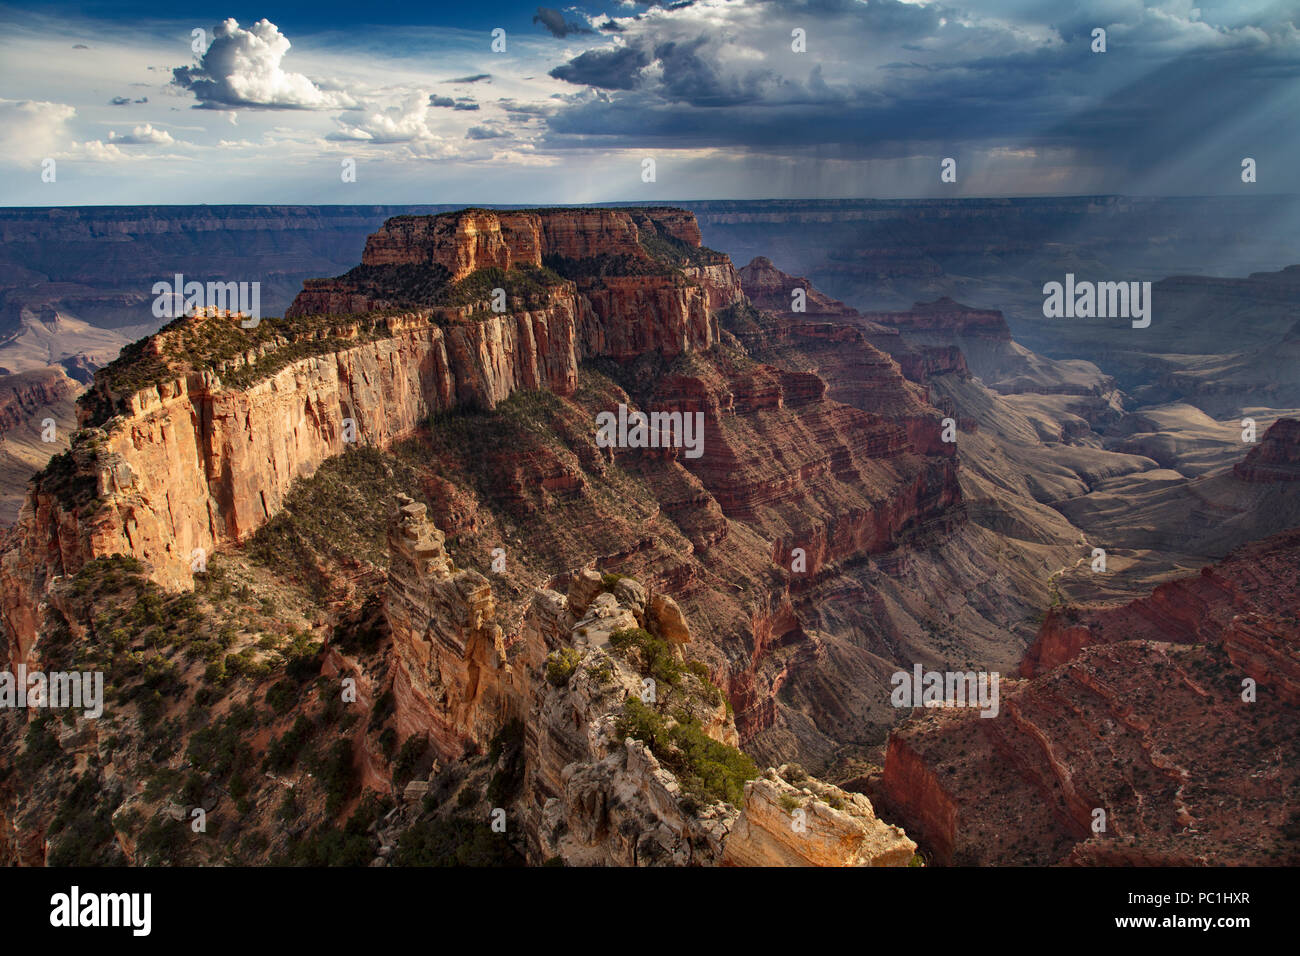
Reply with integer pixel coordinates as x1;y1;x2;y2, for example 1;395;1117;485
173;18;357;110
327;92;437;143
107;123;175;145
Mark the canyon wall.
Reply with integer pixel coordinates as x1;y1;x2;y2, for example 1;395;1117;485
0;369;80;435
876;526;1300;865
0;208;736;661
1234;418;1300;483
0;305;583;661
377;489;920;866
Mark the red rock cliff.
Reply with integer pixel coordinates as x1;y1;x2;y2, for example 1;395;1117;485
1234;418;1300;483
0;208;742;661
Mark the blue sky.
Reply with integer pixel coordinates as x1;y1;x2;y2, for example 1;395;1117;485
1;1;1297;204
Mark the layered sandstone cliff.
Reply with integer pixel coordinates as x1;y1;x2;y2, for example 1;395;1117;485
722;767;916;867
1024;528;1300;701
0;208;740;661
2;207;978;811
385;494;526;758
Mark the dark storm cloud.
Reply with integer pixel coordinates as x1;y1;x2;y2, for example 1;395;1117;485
430;95;480;110
498;98;553;116
536;0;1300;187
549;44;650;90
446;74;491;83
652;37;776;107
533;7;592;39
467;125;509;139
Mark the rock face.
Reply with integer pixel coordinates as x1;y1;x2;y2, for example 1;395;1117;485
1234;418;1300;483
870;297;1012;342
384;494;526;759
289;207;738;362
723;768;916;867
383;517;922;866
0;369;79;436
350;208;705;279
875;527;1300;866
2;208;972;775
1024;528;1300;702
511;567;916;866
1;207;977;802
0;208;743;661
0;308;581;659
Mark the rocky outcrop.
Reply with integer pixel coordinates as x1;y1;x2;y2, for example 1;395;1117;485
1234;418;1300;483
0;208;744;660
1024;528;1300;700
0;306;585;660
353;208;695;279
723;767;916;867
870;297;1012;342
518;568;917;866
292;208;736;362
874;735;961;865
385;494;528;759
1;207;971;810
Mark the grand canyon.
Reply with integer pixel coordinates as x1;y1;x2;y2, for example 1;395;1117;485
3;1;1299;891
0;201;1295;868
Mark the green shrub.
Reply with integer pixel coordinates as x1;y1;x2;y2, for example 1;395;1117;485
608;628;681;686
266;679;298;715
614;699;757;806
312;739;356;816
369;689;395;731
486;720;525;807
263;715;315;774
391;816;523;867
545;647;581;687
686;660;723;706
586;658;615;685
137;816;188;865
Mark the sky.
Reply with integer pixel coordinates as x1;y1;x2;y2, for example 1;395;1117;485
1;0;1297;205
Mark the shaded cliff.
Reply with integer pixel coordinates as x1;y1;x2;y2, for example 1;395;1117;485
1234;418;1300;483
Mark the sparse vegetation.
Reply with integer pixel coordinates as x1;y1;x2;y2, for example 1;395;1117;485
609;627;682;687
545;647;581;686
614;698;758;806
